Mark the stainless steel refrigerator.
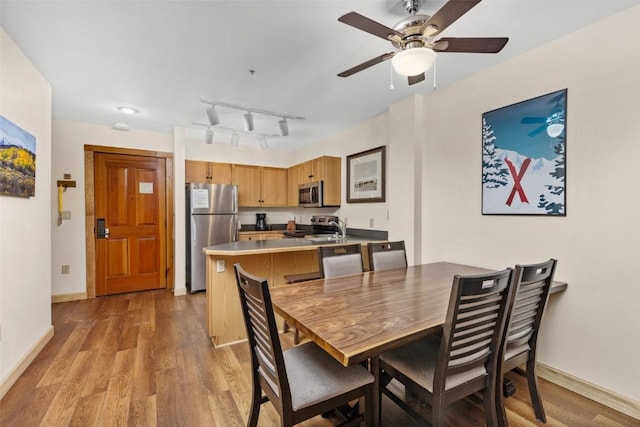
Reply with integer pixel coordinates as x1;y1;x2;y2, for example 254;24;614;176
186;183;238;293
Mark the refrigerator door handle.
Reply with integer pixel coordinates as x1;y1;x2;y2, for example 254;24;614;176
191;218;196;241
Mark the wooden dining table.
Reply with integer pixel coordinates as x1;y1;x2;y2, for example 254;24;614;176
269;261;567;426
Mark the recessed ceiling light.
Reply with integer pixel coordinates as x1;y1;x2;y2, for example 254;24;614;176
117;106;140;114
112;122;130;131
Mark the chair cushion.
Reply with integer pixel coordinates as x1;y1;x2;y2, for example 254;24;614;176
284;342;373;412
323;254;363;278
379;336;487;392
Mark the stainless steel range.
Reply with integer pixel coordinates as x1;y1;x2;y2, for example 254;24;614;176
282;215;339;238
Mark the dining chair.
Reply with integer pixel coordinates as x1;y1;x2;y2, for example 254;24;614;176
367;241;408;271
233;263;374;427
497;259;557;426
378;268;516;427
318;244;364;278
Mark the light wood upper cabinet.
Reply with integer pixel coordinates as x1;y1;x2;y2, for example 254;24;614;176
232;164;287;207
185;160;232;184
287;156;341;207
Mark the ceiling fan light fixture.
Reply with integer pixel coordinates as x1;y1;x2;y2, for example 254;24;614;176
279;118;289;136
392;47;436;77
546;123;564;138
205;128;214;144
206;106;220;126
244;112;254;131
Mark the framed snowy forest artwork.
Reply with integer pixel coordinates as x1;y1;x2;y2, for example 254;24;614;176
482;89;566;215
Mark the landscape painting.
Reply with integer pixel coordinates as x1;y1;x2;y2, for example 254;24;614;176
482;89;566;215
0;115;36;197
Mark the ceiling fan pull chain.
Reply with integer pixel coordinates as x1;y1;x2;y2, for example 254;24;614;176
433;58;437;90
389;62;395;90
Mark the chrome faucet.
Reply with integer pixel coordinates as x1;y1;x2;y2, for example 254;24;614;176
328;219;347;239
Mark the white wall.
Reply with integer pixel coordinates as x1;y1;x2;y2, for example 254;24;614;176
51;120;174;296
421;6;640;402
0;28;52;389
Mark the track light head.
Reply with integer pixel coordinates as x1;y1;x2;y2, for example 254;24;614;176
206;106;220;126
279;118;289;136
244;112;254;131
205;128;214;144
230;132;240;147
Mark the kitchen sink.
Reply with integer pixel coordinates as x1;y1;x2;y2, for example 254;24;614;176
304;234;346;242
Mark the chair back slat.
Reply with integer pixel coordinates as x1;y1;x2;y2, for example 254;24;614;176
436;269;515;386
368;241;408;271
234;264;291;409
318;244;364;278
505;259;557;353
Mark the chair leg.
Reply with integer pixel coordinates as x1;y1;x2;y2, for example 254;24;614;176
247;384;262;427
495;380;509;427
293;328;300;345
526;358;546;422
432;403;445;427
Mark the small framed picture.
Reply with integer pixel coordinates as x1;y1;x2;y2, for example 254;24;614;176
347;145;386;203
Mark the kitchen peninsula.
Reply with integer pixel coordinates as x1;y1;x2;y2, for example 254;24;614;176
203;237;381;347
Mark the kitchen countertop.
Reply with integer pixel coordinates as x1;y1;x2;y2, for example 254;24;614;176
203;236;383;256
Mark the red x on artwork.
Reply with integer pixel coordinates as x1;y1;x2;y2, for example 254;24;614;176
504;158;531;206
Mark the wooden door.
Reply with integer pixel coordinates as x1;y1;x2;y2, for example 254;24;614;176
95;153;167;295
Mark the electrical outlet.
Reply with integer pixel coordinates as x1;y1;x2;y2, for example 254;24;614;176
61;211;72;220
61;265;70;274
216;260;225;273
369;218;375;228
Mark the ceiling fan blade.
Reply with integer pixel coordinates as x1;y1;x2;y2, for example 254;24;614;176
338;11;404;41
420;0;482;37
433;37;508;53
338;52;395;77
408;73;426;85
521;117;547;124
528;124;548;137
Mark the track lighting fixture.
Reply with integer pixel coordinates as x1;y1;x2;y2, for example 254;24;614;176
279;118;289;136
259;136;268;150
200;96;304;137
206;106;220;126
230;132;240;147
205;128;213;144
243;112;254;131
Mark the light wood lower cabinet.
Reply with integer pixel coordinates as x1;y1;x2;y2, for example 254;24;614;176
238;231;284;241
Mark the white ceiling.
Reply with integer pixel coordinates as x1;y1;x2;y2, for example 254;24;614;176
1;0;638;150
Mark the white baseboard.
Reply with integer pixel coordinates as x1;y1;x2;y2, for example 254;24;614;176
0;325;54;399
51;292;87;303
538;363;640;421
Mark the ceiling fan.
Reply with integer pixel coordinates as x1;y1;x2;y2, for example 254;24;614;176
337;0;509;85
521;92;566;137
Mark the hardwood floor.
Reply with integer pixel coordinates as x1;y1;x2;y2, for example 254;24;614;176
0;289;636;426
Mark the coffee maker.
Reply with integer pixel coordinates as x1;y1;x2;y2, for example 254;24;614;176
255;213;267;231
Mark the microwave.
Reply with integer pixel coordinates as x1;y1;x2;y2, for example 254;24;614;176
298;181;323;208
